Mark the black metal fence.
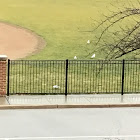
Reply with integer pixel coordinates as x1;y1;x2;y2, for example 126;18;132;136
7;59;140;95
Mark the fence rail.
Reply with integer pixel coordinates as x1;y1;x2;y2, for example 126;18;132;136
7;59;140;95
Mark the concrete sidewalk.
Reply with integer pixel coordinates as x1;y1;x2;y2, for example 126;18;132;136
0;94;140;109
7;94;140;105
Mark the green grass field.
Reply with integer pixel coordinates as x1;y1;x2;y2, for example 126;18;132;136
0;0;138;60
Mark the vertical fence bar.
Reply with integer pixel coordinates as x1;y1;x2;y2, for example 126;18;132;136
121;59;125;95
7;59;10;96
65;59;68;96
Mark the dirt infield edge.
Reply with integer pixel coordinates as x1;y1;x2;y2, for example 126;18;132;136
0;20;46;59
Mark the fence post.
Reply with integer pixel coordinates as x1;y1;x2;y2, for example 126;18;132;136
65;59;68;96
7;59;10;96
121;59;125;95
0;55;8;96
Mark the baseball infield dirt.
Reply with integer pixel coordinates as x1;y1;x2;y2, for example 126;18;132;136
0;22;46;59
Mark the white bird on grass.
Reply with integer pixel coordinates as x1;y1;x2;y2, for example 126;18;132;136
53;85;60;89
91;54;95;58
74;56;77;59
87;40;90;44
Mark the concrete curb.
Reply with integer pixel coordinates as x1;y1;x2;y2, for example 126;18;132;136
0;104;140;109
58;104;140;108
0;105;57;109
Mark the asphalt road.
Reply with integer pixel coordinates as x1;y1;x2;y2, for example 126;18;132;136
0;108;140;140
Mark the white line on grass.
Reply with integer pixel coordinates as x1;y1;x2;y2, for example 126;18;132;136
1;135;140;139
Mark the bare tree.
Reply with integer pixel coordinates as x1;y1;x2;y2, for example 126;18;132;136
88;2;140;59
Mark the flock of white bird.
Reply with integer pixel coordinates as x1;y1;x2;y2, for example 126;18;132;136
74;40;95;59
53;40;94;89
